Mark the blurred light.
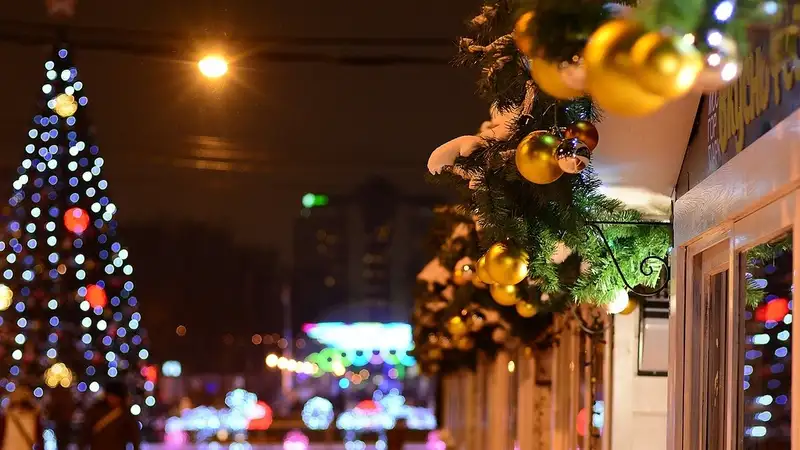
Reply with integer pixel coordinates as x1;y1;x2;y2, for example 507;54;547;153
302;193;329;208
162;361;182;377
176;325;187;336
507;361;516;373
302;397;335;430
266;354;279;368
198;55;228;78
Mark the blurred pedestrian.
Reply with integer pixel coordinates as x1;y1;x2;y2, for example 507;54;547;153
47;385;75;450
80;381;140;450
0;386;44;449
386;418;408;450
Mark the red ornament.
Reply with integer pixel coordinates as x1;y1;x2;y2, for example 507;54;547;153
86;284;107;308
247;401;273;431
141;365;158;383
755;298;790;322
64;208;90;234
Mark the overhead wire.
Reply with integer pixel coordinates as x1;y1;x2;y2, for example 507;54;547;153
0;19;455;66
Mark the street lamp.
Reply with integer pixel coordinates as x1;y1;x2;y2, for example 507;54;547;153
198;54;229;78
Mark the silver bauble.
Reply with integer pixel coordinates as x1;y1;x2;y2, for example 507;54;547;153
555;138;591;174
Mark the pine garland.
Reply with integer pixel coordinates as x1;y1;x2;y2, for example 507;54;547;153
412;207;556;375
430;2;672;306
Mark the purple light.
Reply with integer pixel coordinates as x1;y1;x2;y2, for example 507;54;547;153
427;431;446;450
283;430;309;450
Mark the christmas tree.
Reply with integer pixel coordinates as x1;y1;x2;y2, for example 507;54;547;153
0;43;153;414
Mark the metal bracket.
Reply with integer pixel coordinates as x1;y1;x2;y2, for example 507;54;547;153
587;221;672;298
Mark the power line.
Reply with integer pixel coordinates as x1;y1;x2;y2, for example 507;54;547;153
0;20;454;66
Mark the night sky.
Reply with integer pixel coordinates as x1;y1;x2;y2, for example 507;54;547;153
0;0;486;260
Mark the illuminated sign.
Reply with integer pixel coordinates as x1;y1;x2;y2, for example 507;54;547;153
303;322;413;352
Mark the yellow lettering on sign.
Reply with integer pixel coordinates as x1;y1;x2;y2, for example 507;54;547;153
716;19;799;155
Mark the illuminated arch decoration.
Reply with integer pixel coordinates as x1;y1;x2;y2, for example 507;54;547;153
335;390;436;432
165;389;272;440
301;396;335;430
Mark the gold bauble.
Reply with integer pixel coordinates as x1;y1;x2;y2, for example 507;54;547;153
475;255;494;284
564;121;599;152
53;93;78;118
583;19;666;116
485;243;529;285
471;276;487;289
456;337;474;351
516;301;537;318
490;283;520;306
516;131;563;185
529;56;584;100
446;316;468;337
630;31;703;99
514;11;537;58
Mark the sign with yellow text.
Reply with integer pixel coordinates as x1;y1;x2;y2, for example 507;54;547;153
676;3;799;198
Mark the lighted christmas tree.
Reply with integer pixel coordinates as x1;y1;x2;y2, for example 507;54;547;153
0;43;153;414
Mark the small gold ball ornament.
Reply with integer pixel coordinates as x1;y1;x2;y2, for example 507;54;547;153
53;93;78;118
485;243;529;285
563;121;599;152
529;57;584;100
514;11;537;58
630;31;703;99
453;265;473;285
490;283;520;306
515;131;563;185
516;301;537;318
475;255;494;284
446;316;468;337
583;19;666;116
456;337;475;351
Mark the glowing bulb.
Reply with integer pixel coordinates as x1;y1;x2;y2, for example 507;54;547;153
53;94;78;117
0;285;13;311
266;354;279;368
607;289;632;314
198;55;228;78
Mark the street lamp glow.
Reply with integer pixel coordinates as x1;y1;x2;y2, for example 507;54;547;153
198;55;228;78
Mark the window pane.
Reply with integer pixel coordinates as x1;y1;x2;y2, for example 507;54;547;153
742;233;792;447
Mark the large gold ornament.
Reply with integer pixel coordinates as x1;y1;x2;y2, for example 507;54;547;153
472;276;487;289
630;31;703;99
563;121;599;152
514;11;537;58
515;131;563;185
53;93;78;118
446;316;468;337
529;57;584;100
485;243;529;285
490;283;520;306
516;301;537;318
584;19;666;116
475;255;494;284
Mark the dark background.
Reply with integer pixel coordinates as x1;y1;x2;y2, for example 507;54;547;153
0;1;486;369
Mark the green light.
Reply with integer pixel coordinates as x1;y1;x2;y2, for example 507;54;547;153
301;193;329;208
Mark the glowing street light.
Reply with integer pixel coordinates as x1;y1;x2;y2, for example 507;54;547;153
198;55;228;78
